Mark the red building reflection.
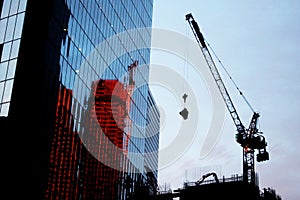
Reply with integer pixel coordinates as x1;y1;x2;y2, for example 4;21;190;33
45;86;81;199
45;76;136;199
80;79;129;199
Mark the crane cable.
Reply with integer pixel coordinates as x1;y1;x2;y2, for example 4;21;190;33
184;24;189;93
205;40;255;113
182;24;189;98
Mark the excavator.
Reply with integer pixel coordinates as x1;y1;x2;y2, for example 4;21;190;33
185;13;269;185
195;172;219;185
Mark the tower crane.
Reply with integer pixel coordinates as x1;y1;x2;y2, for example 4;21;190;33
185;13;269;185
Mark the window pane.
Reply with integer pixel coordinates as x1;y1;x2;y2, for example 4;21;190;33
18;0;28;12
10;39;20;58
6;59;16;79
0;18;8;43
9;0;19;16
1;42;11;62
4;15;16;42
1;0;11;18
14;13;25;39
2;79;13;102
0;61;8;81
0;102;9;116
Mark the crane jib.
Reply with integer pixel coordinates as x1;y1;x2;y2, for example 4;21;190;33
190;20;207;48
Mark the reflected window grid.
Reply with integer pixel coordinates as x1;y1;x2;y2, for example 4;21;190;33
0;0;27;116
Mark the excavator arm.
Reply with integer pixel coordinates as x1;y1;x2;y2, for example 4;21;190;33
195;172;219;185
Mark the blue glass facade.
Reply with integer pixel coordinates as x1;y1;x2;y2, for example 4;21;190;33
0;0;159;199
0;0;27;116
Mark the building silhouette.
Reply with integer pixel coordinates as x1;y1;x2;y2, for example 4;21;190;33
152;174;282;200
0;0;159;199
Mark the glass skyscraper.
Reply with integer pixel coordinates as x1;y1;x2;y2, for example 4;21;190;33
0;0;159;199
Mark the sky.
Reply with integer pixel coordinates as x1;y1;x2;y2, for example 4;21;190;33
149;1;300;200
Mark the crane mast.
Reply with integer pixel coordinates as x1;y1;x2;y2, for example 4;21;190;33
185;13;269;185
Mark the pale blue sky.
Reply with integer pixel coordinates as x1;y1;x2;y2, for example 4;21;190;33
150;1;300;199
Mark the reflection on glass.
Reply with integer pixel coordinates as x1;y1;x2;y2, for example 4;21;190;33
18;0;28;13
14;13;25;39
0;102;9;116
0;62;8;81
5;15;16;42
6;59;16;79
2;79;13;102
9;0;19;16
1;42;11;61
0;19;8;43
1;0;10;18
10;39;20;59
